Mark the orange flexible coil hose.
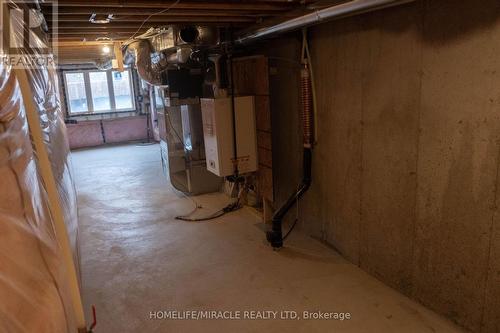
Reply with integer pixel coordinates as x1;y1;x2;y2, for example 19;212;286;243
301;61;313;148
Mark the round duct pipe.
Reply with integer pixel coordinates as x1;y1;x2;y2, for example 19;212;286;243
179;26;199;44
236;0;416;44
127;40;163;86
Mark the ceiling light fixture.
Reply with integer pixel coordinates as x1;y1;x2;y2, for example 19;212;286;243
96;36;113;42
89;13;114;24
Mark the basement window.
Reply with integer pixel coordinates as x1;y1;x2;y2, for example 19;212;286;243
64;69;135;115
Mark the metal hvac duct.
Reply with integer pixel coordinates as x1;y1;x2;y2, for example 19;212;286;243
236;0;416;44
127;39;162;86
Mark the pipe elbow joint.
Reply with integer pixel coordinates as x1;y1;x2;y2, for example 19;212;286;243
266;229;283;248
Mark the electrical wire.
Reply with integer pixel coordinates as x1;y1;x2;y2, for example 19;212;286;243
161;95;203;160
160;93;190;152
125;0;181;43
282;186;301;241
175;187;245;222
124;28;162;45
175;190;203;219
283;219;298;240
175;198;242;222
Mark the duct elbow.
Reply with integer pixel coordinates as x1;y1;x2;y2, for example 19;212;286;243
127;40;162;86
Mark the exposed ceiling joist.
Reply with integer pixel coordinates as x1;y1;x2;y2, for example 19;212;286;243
44;1;297;11
48;7;286;16
46;10;281;21
50;17;256;25
42;0;310;43
53;28;149;34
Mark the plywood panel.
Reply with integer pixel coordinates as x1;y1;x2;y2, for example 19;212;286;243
257;131;272;150
258;166;273;203
258;147;272;168
255;96;271;132
232;56;269;96
233;55;273;202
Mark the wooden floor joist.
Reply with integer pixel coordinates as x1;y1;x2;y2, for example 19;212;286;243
42;0;309;56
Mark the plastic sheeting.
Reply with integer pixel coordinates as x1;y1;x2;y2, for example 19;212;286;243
28;32;80;271
0;1;80;332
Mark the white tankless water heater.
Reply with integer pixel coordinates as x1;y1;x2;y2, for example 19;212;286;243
201;96;258;177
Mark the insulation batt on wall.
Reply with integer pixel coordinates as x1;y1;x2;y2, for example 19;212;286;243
0;1;82;331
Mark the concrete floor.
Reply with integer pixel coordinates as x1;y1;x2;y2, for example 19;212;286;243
72;144;462;333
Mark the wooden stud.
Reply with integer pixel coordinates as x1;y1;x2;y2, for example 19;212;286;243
263;198;274;224
114;41;124;72
13;67;87;332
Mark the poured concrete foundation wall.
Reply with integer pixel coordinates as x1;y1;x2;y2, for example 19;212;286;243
263;0;500;331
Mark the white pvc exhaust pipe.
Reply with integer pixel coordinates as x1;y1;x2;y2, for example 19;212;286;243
236;0;416;44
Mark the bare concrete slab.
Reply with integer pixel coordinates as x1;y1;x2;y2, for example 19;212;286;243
72;144;462;333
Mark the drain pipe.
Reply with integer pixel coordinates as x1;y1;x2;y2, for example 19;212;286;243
250;0;415;248
236;0;415;44
266;60;313;248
